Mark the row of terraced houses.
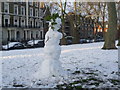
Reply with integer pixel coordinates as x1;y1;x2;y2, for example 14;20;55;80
0;1;47;44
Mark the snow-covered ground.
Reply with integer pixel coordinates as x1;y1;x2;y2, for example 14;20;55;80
1;42;119;88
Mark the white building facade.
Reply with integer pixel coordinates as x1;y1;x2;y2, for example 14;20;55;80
2;1;45;44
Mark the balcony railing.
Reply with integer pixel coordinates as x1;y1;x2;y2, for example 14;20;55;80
2;24;41;28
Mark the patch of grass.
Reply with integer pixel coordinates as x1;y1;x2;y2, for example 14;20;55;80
67;69;71;71
88;82;100;86
13;84;24;87
88;78;99;81
81;79;89;83
72;71;81;74
74;85;82;89
109;79;120;85
88;77;104;83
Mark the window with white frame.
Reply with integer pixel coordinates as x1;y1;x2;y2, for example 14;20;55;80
39;9;41;17
20;0;24;3
35;21;38;27
14;5;18;15
35;2;38;7
35;20;39;27
29;2;33;5
29;19;34;27
30;7;33;16
14;19;18;26
14;17;19;27
36;31;39;38
29;0;33;5
39;21;42;28
21;6;25;15
35;9;38;17
4;17;10;26
14;0;19;2
39;9;43;17
21;18;25;27
40;30;43;39
4;3;9;13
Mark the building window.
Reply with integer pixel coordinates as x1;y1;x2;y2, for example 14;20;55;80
36;31;39;39
14;17;19;27
16;31;20;40
4;15;10;27
4;19;9;26
14;0;19;2
21;6;25;15
35;20;39;28
31;31;33;39
14;19;18;26
35;9;38;17
4;3;9;13
14;5;18;15
20;0;24;3
29;0;33;5
29;19;34;28
29;2;33;5
21;19;25;27
30;8;33;16
39;9;43;17
30;21;32;27
35;2;38;7
36;22;38;27
40;30;43;39
24;31;26;39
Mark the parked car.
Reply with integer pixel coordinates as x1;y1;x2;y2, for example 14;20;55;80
79;39;88;44
94;38;104;42
27;40;44;47
80;39;94;44
67;39;72;45
87;39;95;43
2;42;25;50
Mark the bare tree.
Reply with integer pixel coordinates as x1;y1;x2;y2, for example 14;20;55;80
84;2;107;40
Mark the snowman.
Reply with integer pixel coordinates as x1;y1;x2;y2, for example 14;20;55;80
36;17;67;79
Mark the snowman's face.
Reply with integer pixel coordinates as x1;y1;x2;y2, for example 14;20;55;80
53;18;61;30
53;23;61;30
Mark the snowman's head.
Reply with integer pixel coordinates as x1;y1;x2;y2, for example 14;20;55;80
49;17;61;31
52;17;61;31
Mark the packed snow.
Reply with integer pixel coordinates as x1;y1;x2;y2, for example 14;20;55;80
1;42;119;88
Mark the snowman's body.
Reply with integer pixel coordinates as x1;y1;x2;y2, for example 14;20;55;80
36;18;67;79
39;29;64;79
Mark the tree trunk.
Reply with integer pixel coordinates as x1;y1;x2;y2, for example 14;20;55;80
68;15;79;44
61;23;67;45
60;9;67;45
117;2;120;46
102;2;117;49
118;25;120;46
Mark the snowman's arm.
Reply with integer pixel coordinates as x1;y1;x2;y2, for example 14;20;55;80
60;33;63;39
44;34;49;43
44;27;51;43
45;36;49;43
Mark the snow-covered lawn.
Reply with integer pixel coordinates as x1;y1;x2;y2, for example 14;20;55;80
1;42;119;88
